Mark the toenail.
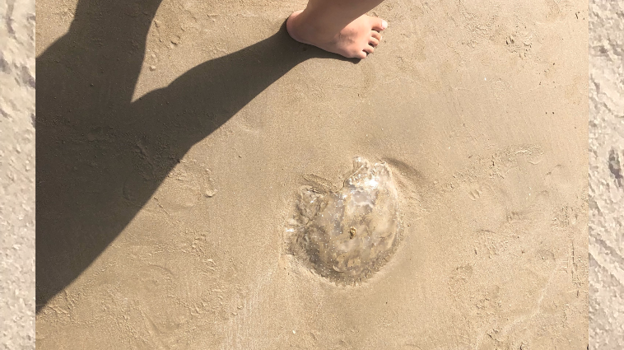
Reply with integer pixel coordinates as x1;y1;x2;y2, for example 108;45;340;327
382;20;388;29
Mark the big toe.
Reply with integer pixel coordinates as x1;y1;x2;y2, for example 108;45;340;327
370;17;388;32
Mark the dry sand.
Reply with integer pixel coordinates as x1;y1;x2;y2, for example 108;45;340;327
0;0;36;348
36;0;588;348
589;0;624;348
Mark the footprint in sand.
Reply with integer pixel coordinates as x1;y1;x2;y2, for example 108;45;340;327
288;157;401;285
143;160;217;211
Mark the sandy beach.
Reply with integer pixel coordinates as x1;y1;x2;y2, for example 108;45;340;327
589;0;624;348
36;0;588;348
1;0;35;348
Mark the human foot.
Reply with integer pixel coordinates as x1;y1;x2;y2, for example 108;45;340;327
287;10;387;59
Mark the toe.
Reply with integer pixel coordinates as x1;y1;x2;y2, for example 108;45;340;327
369;37;380;47
371;31;382;41
363;45;375;54
370;17;388;32
355;51;367;59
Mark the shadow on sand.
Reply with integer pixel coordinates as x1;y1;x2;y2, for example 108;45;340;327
36;0;352;312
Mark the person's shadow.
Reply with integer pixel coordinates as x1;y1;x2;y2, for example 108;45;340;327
36;0;351;312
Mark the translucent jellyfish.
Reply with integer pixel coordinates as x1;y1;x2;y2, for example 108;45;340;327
288;157;401;285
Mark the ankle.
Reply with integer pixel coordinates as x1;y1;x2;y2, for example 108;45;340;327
302;1;362;30
287;9;346;45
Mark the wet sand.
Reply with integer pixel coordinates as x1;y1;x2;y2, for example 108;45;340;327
36;0;588;348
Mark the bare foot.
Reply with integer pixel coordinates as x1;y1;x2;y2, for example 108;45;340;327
287;10;387;59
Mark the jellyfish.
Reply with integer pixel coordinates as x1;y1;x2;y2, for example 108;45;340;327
288;157;401;285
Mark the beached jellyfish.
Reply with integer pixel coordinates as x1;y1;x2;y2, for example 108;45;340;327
288;157;401;285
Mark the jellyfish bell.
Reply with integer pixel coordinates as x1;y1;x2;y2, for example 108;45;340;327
288;157;401;285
